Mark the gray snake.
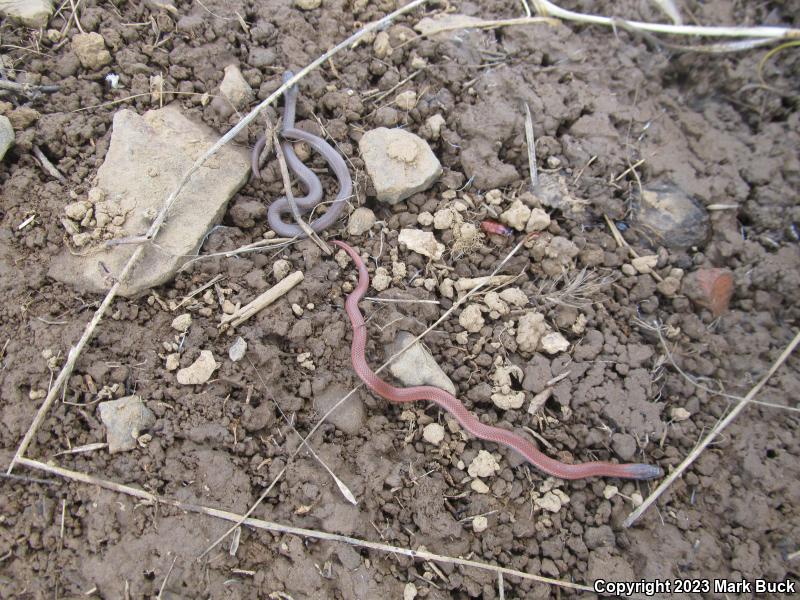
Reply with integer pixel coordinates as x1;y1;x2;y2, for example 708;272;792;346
252;72;351;237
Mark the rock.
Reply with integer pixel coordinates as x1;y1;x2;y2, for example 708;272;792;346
621;264;636;276
656;276;681;296
483;292;509;316
433;208;454;230
72;32;112;70
499;199;531;231
403;582;418;600
631;184;709;250
295;0;320;9
64;201;90;221
273;259;291;281
373;31;390;58
398;228;444;260
165;353;180;371
516;312;548;353
526;207;551;232
395;90;417;110
472;515;488;533
603;485;619;499
546;236;579;262
49;106;249;296
359;128;442;204
346;207;375;236
631;255;658;274
499;287;528;307
176;350;217;385
219;64;253;110
535;490;568;512
458;304;484;333
0;116;14;160
0;0;53;27
611;432;637;461
682;267;734;317
422;422;445;446
372;267;391;291
171;313;192;332
416;211;433;227
98;395;155;453
426;114;445;139
313;383;365;435
491;390;525;410
229;337;247;362
671;407;691;422
388;331;456;395
470;478;490;494
540;332;569;354
468;450;500;478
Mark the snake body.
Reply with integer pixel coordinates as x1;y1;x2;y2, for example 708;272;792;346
333;240;663;481
253;72;351;237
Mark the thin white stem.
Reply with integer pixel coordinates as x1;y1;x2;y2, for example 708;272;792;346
532;0;798;39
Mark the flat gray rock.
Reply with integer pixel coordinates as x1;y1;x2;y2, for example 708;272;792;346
359;127;441;204
387;331;456;395
0;116;13;161
98;395;155;453
49;105;249;296
313;383;365;435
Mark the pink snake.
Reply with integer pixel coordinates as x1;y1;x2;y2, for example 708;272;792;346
333;240;663;480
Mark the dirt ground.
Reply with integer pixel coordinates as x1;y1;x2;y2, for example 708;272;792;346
1;0;799;598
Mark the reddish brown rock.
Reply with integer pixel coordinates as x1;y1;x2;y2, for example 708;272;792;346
682;268;734;317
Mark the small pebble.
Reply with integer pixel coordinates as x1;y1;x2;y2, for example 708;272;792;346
472;515;488;533
422;422;445;445
631;255;658;274
470;479;490;494
403;582;418;600
467;450;500;478
670;407;691;422
229;337;247;362
273;259;291;281
603;485;619;500
171;313;192;332
395;90;417;110
291;303;304;317
165;353;180;371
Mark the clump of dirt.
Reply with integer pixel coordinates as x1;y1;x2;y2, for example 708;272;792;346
0;0;798;598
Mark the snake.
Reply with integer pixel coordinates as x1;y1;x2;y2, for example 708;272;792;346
333;240;663;481
252;72;351;238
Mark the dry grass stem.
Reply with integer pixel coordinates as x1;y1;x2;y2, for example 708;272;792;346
17;457;593;592
523;102;538;189
624;330;800;527
32;145;66;181
532;0;799;40
223;271;304;327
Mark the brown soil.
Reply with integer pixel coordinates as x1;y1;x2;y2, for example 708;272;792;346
1;1;799;598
